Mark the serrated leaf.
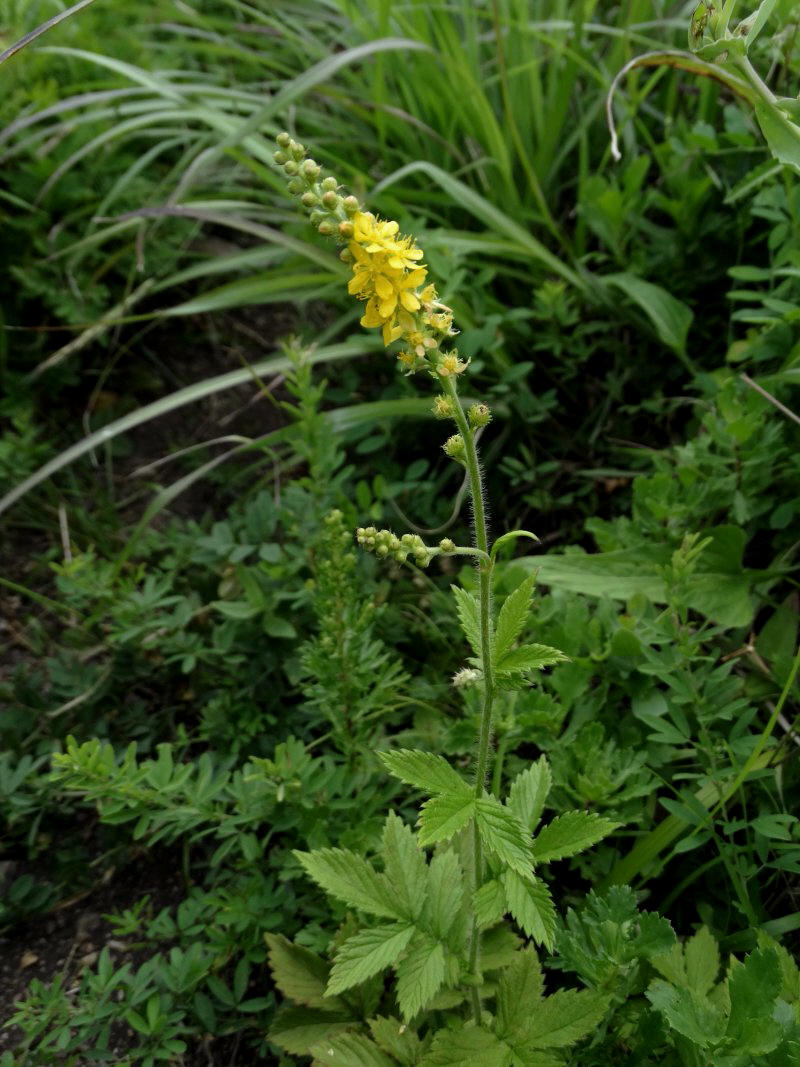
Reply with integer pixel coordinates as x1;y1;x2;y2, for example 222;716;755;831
368;1015;425;1065
424;848;466;944
684;926;720;995
327;924;415;996
502;870;557;950
309;1031;397;1066
531;811;619;864
726;948;782;1053
418;791;476;847
493;574;536;663
636;913;677;960
395;935;446;1021
476;793;535;876
523;988;610;1049
474;878;507;928
379;749;468;796
452;585;482;658
294;849;401;919
495;947;545;1042
265;934;343;1010
495;643;568;674
269;1004;353;1055
645;981;726;1047
507;757;551;831
422;1024;512;1065
382;812;427;921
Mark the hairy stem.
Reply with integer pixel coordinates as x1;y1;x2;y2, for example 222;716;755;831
441;375;494;1024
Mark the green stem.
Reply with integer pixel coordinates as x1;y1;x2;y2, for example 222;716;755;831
441;374;494;1024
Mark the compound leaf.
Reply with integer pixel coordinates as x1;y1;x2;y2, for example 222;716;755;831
395;935;446;1021
493;574;536;663
524;988;611;1049
531;812;619;864
476;793;535;876
503;870;557;950
418;791;476;847
294;848;401;919
495;947;545;1042
507;757;551;831
381;812;427;921
379;749;468;796
327;924;415;997
452;585;482;658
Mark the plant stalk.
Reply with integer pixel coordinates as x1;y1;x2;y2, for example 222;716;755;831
442;375;494;1024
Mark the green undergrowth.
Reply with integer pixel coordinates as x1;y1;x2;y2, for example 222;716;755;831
1;1;799;1064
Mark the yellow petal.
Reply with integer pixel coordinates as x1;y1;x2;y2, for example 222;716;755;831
379;294;398;318
374;275;394;299
400;291;421;312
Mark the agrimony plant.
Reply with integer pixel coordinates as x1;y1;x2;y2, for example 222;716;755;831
266;134;621;1060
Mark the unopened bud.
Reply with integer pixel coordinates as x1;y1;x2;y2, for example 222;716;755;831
321;190;339;210
439;538;456;553
283;160;299;176
443;434;466;462
289;139;305;160
468;403;492;429
273;150;287;165
342;195;360;216
318;220;335;236
321;176;338;192
287;178;304;195
276;131;291;148
301;159;320;179
339;247;353;263
338;220;354;239
301;191;318;208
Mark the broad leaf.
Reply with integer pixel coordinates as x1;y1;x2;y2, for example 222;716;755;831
382;812;427;921
265;933;340;1010
395;935;446;1021
452;585;482;658
496;644;568;674
308;1031;397;1066
726;948;783;1054
422;1024;512;1065
476;794;535;876
418;791;476;847
507;757;551;831
379;749;468;796
503;871;557;950
524;988;611;1049
294;848;401;919
646;981;726;1047
493;574;536;663
495;947;544;1042
327;924;415;996
755;99;800;175
270;1004;353;1055
474;878;507;928
491;529;539;562
685;926;720;995
531;812;619;863
424;848;466;944
369;1015;425;1065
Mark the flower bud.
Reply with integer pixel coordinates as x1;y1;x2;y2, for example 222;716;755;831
301;159;320;179
321;190;339;210
287;178;304;195
309;210;325;225
342;195;360;216
289;139;305;160
432;394;455;419
443;434;466;463
276;131;291;148
468;403;492;429
301;191;318;207
321;176;338;192
439;538;456;553
338;220;354;239
273;150;288;165
339;247;353;263
318;220;335;236
283;160;299;176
